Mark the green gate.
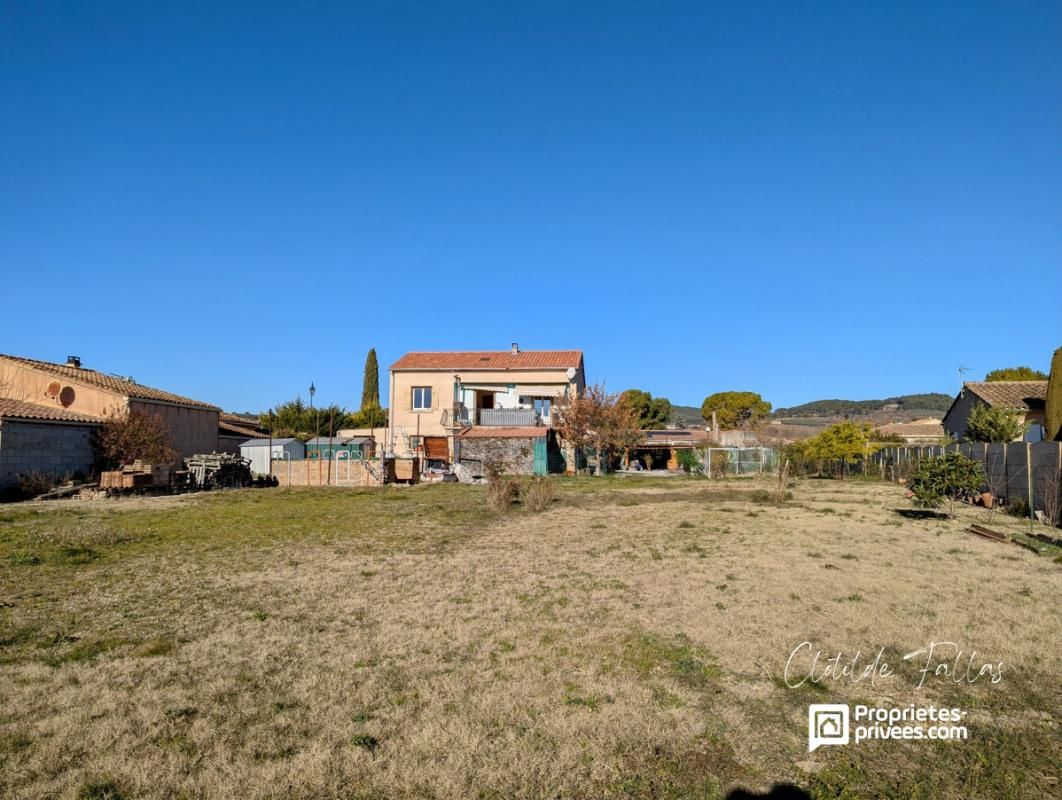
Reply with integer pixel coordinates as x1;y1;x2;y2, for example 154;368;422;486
533;437;547;476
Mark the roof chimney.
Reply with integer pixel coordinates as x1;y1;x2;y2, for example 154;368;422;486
511;342;519;354
66;355;81;369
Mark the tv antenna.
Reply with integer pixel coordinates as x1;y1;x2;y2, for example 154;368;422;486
958;366;972;386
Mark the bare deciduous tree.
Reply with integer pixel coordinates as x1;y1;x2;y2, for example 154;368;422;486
1035;464;1061;527
554;383;641;474
95;407;178;467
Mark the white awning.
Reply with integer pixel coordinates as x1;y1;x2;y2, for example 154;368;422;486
459;383;510;391
514;384;568;397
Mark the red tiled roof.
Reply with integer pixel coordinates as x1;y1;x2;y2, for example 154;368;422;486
459;426;549;439
391;350;583;371
964;381;1047;409
0;397;102;424
0;354;219;410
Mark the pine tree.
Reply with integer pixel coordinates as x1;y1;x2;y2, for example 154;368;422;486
1046;347;1062;442
360;349;380;410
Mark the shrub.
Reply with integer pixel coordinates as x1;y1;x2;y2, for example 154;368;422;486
16;470;60;499
965;404;1027;443
485;462;520;512
1005;496;1029;519
674;449;703;474
94;408;177;468
524;477;556;512
907;452;983;518
1044;346;1062;443
489;478;521;511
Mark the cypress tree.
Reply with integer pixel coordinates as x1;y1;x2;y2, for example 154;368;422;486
1046;347;1062;442
360;348;380;410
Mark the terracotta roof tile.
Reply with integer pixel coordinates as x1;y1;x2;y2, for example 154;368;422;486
0;397;102;424
0;354;219;410
391;350;583;371
459;426;549;438
965;381;1047;410
219;417;264;437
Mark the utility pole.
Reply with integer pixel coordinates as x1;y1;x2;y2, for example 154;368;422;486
327;409;335;486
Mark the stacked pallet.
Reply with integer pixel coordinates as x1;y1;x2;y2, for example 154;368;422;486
100;461;173;490
185;453;252;489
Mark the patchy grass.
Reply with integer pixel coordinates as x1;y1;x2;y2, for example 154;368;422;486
0;478;1059;798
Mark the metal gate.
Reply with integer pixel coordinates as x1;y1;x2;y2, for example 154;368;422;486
533;437;547;476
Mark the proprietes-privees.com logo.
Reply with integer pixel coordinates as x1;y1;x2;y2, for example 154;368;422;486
808;703;968;752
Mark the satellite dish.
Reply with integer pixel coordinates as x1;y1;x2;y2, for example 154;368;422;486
566;367;577;380
58;386;76;407
46;380;62;398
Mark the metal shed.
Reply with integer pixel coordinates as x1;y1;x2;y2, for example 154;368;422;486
240;437;305;476
305;436;374;460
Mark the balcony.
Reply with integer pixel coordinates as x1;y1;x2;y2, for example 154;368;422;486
441;405;549;429
478;408;539;426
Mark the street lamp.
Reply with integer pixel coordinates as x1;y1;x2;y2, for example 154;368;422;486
309;382;320;446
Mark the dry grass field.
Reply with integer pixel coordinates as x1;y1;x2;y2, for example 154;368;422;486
1;477;1060;799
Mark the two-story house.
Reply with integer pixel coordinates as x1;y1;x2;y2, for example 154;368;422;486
388;345;585;474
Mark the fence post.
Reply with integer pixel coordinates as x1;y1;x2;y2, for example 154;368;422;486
1027;441;1034;525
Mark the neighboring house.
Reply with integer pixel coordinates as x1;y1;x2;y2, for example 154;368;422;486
874;419;945;444
0;354;220;457
942;382;1047;442
0;398;101;490
388;344;585;473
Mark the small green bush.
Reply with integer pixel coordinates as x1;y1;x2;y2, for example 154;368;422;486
1005;497;1029;519
674;449;703;474
907;452;983;518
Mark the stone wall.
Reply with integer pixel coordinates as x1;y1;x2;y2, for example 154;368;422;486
458;436;538;475
271;458;382;487
0;420;98;489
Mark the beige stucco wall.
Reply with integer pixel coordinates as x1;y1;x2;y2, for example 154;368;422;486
0;359;219;458
387;366;584;456
0;359;129;419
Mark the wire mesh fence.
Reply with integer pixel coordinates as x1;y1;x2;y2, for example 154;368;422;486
704;447;778;477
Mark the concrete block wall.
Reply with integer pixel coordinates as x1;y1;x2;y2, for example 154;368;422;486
271;458;382;487
0;420;97;488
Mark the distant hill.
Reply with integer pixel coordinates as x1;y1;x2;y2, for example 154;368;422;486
670;405;706;428
667;393;953;429
773;393;953;419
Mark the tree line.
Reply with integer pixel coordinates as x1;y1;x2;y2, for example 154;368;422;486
259;348;387;439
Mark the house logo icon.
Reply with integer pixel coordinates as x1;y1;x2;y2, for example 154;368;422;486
808;704;850;752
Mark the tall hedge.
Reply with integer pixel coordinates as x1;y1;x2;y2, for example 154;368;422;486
1046;347;1062;442
360;348;380;410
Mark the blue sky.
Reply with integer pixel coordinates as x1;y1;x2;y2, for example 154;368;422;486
2;1;1059;413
